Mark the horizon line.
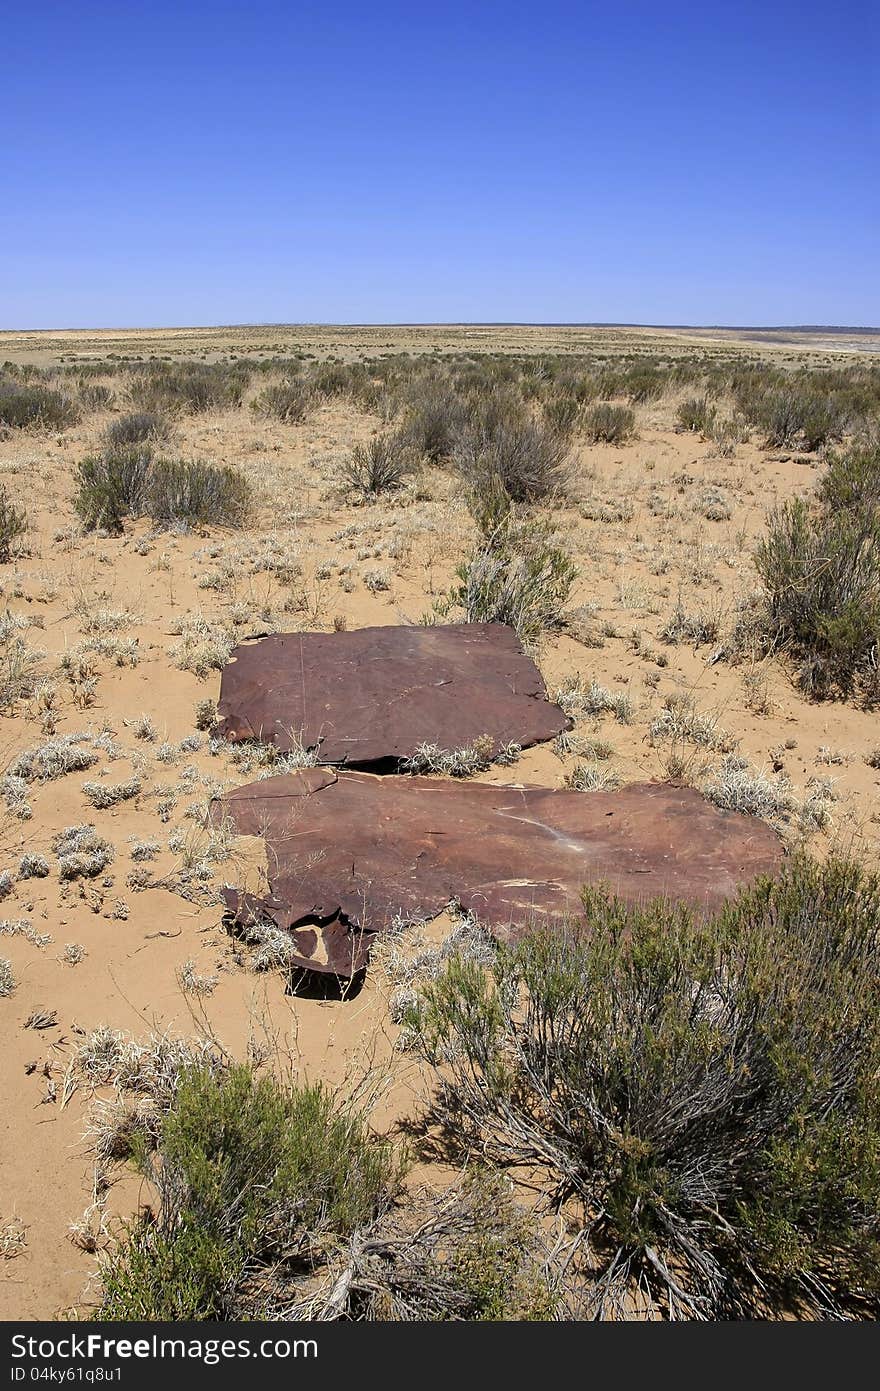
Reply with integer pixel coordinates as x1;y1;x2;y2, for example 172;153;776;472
2;321;879;336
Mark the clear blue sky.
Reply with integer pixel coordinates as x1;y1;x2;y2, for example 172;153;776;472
3;1;878;329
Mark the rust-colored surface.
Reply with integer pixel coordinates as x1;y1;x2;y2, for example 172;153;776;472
214;771;784;977
213;622;570;765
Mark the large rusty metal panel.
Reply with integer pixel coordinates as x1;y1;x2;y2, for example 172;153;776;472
213;622;570;765
214;771;783;977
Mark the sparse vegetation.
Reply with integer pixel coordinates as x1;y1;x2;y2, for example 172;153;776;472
756;445;880;700
105;412;170;447
97;1063;402;1320
582;402;635;444
342;432;414;499
0;487;27;561
0;376;79;430
405;857;880;1318
76;449;251;532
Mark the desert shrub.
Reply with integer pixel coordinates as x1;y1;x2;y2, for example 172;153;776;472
542;392;583;437
452;414;570;504
441;509;576;643
582;403;635;444
0;488;27;561
310;361;360;398
78;382;115;412
401;380;468;463
817;440;880;514
710;413;750;456
341;432;414;498
622;365;666;403
405;856;880;1319
751;387;846;452
676;395;717;435
98;1064;402;1320
759;389;806;448
0;377;79;430
251;379;312;424
146;459;252;529
105;412;169;447
75;446;154;532
755;495;880;699
129;362;248;415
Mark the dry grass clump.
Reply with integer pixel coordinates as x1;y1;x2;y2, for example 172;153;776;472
177;959;218;996
52;824;115;879
0;958;15;997
168;614;235;678
649;693;734;752
9;734;98;783
403;736;520;778
564;762;622;791
82;777;142;810
555;675;635;725
703;754;795;822
0;613;45;709
0;487;28;562
0;1215;27;1258
660;598;721;646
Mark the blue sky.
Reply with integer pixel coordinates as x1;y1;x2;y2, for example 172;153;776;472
3;1;878;328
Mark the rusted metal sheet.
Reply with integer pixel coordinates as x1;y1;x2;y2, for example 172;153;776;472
213;623;570;765
214;771;783;977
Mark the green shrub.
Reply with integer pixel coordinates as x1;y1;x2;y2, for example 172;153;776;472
676;395;717;435
76;449;251;532
105;412;169;447
441;507;576;643
402;381;469;463
817;440;880;514
79;383;115;412
0;488;27;561
542;392;583;437
752;388;846;452
582;402;635;444
755;495;880;699
405;856;880;1319
452;415;570;504
146;459;252;528
129;362;248;415
341;432;414;498
0;378;79;430
99;1064;401;1320
75;446;154;532
251;379;312;424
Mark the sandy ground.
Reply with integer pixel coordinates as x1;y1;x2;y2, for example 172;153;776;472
1;324;879;1318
